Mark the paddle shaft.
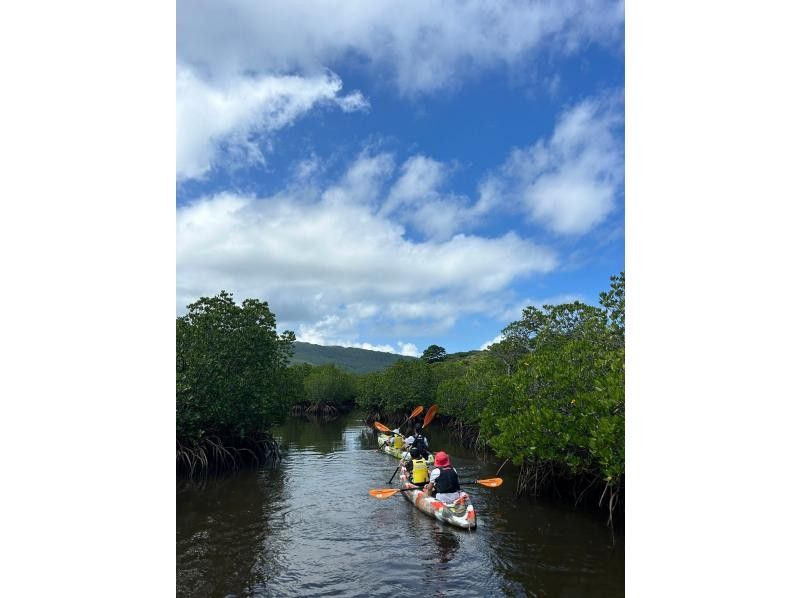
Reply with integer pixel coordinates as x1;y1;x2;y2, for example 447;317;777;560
387;464;401;484
398;408;422;430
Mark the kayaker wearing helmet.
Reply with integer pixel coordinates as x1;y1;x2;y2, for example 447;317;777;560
402;446;430;488
426;451;462;504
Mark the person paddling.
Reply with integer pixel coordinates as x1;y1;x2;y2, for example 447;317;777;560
404;423;430;459
426;451;463;504
391;428;405;450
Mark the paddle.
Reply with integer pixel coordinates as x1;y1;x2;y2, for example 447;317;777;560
422;404;438;428
373;421;392;434
386;458;405;485
401;405;424;429
369;478;504;499
387;405;438;484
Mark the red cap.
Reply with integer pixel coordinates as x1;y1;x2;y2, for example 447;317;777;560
434;451;450;467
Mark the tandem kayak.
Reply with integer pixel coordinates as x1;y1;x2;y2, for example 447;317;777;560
377;433;434;465
398;464;477;530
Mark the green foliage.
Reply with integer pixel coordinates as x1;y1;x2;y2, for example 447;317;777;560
355;358;435;414
284;363;313;407
482;274;626;490
501;301;608;351
176;291;298;443
600;271;625;347
436;355;504;427
482;339;624;481
421;344;447;363
485;337;527;375
382;359;435;411
302;364;358;409
355;370;387;411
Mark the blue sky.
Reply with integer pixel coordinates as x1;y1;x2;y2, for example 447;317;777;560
176;0;624;355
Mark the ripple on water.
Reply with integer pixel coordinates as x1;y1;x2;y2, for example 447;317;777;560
178;416;624;598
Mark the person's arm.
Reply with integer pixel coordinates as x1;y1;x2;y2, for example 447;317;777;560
427;468;440;495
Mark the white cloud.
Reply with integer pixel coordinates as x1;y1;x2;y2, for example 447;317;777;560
381;154;497;241
335;91;370;113
177;0;623;95
337;341;420;357
480;334;505;351
177;153;558;345
397;343;421;357
322;151;395;206
375;91;623;241
176;66;367;180
384;155;447;212
485;93;623;235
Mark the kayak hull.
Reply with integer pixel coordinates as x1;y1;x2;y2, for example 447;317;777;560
398;465;477;530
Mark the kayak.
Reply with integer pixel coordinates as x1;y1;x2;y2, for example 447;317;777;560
377;433;433;465
398;464;477;530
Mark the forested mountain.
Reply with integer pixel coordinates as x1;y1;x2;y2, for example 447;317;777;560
290;341;417;374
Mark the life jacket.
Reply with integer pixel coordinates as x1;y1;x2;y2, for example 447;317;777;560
393;435;404;449
411;458;429;484
410;435;427;452
434;467;460;494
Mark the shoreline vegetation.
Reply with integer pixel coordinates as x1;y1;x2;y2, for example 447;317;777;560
176;274;624;525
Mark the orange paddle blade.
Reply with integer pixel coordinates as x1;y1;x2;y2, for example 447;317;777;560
476;477;503;488
422;405;438;428
410;405;424;418
369;488;402;499
373;421;391;433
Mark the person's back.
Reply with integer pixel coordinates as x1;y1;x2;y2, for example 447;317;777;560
428;451;462;504
406;424;430;458
392;428;404;450
409;447;429;487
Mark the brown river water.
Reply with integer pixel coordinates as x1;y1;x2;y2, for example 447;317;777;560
177;414;624;597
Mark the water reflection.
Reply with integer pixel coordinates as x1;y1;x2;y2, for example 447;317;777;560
274;415;349;453
176;467;287;598
430;525;460;564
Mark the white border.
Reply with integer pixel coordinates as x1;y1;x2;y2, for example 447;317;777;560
627;1;799;595
1;1;175;594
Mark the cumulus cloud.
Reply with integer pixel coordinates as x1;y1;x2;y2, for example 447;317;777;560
176;153;558;345
381;154;506;241
484;93;623;235
381;155;471;240
322;151;395;206
371;92;623;241
176;66;368;180
177;0;623;95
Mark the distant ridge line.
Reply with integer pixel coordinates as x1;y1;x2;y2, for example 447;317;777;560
290;341;417;374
